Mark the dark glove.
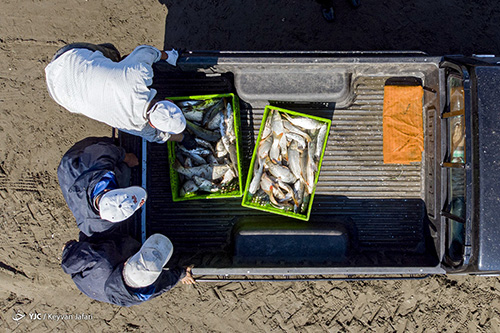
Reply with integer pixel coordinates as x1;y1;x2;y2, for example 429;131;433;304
180;132;197;150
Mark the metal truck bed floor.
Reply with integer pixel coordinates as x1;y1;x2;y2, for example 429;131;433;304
121;68;428;267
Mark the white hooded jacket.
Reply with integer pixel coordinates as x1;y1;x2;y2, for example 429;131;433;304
45;45;169;143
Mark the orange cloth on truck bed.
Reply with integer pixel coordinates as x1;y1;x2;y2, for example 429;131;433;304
383;85;424;164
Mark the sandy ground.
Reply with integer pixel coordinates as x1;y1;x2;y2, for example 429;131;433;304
2;0;500;332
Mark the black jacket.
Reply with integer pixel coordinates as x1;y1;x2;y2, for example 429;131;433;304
61;233;186;307
57;137;130;237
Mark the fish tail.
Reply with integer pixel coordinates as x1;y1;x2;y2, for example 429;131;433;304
282;113;292;122
173;159;183;171
269;191;279;206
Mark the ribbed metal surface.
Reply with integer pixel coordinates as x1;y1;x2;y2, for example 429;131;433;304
151;67;235;99
116;134;143;241
319;77;422;198
144;73;425;257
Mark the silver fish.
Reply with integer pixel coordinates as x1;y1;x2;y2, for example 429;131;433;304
195;138;215;153
206;153;219;165
224;102;235;138
282;113;323;131
176;147;206;165
267;173;286;201
176;153;185;166
178;145;211;157
272;183;286;201
249;158;265;194
215;139;227;158
180;180;198;196
223;138;238;176
265;157;297;183
201;99;224;126
314;123;328;161
269;135;280;163
276;179;296;204
186;120;221;142
287;141;303;181
309;127;320;140
267;110;287;161
174;160;213;179
184;157;193;168
221;168;236;185
279;193;295;205
271;110;284;137
270;201;294;211
220;104;238;176
285;132;307;150
305;141;316;194
261;115;273;140
177;100;204;108
283;120;312;142
260;173;279;206
279;134;288;162
258;135;273;159
193;176;219;192
301;193;311;213
308;139;318;173
300;146;309;185
207;111;222;130
212;164;231;180
183;110;204;122
293;180;305;213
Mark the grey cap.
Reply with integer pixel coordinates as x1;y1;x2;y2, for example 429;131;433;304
123;234;174;288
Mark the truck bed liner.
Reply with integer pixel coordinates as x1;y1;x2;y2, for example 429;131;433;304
121;64;432;268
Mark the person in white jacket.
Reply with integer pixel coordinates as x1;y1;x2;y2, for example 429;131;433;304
45;42;188;144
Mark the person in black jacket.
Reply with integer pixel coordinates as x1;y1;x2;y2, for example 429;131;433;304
61;233;195;306
57;137;146;237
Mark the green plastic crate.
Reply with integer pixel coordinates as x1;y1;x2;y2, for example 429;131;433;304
167;93;243;201
241;106;331;221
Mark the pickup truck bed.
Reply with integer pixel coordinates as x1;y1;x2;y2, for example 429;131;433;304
120;53;443;275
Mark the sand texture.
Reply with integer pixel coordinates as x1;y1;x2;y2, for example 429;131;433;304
2;0;500;332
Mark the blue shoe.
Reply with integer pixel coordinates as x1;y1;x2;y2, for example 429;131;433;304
350;0;361;7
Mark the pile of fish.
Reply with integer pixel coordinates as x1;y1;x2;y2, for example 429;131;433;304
247;109;328;214
173;98;239;197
